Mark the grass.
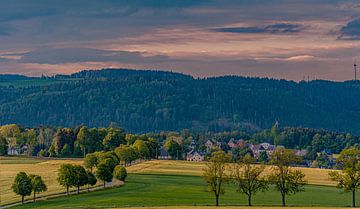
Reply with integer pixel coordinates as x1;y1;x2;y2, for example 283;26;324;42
127;160;337;186
11;173;359;209
2;158;359;208
0;156;83;205
114;207;353;209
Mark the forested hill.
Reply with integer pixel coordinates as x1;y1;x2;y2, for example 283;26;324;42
0;69;360;134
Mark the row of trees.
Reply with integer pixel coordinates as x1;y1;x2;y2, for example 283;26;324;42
12;172;47;204
1;122;359;164
203;147;360;207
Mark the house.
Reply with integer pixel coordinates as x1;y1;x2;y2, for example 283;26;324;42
294;149;307;157
227;138;236;149
186;150;205;162
7;147;19;155
158;147;171;160
236;139;246;148
205;140;221;152
249;143;276;159
7;145;28;155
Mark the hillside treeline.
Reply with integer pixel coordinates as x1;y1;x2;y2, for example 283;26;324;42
0;69;360;134
0;123;359;162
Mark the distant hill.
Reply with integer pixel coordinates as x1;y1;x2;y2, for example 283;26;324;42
0;74;32;82
0;68;360;134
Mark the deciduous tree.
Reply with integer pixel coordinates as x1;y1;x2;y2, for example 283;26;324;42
57;164;75;195
73;165;88;194
232;154;268;206
86;171;97;192
12;172;32;204
96;161;114;188
268;147;306;207
84;153;98;172
113;165;127;181
329;147;360;207
203;151;230;206
29;174;47;202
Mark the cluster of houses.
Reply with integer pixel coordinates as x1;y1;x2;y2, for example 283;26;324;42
159;137;308;162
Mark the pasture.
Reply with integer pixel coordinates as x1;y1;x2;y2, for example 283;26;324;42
2;158;358;208
0;156;83;205
10;173;359;209
127;160;337;186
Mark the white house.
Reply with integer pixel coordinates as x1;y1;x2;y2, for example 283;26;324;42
186;150;205;162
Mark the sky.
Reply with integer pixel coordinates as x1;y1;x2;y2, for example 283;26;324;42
0;0;360;81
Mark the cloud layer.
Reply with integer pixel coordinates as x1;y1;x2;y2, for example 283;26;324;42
0;0;359;81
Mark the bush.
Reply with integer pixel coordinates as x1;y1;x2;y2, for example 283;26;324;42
37;149;48;157
113;165;127;181
60;144;72;157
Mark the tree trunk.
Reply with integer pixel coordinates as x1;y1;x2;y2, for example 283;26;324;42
282;193;286;207
352;190;356;208
77;185;80;194
88;184;90;192
215;195;219;206
248;194;252;206
33;192;36;202
103;181;106;189
21;195;24;205
66;186;69;195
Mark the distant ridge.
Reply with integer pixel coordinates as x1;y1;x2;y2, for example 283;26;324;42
0;68;359;134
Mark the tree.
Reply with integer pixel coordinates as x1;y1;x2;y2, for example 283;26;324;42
0;124;20;154
146;138;159;159
76;126;90;157
73;165;88;194
96;151;119;168
102;128;126;150
133;140;150;159
164;139;182;160
29;174;47;202
0;136;8;156
12;172;32;204
57;164;75;195
329;147;360;207
232;154;268;206
115;145;138;166
203;151;230;206
268;147;306;207
22;129;37;156
53;128;76;155
113;165;127;181
48;144;56;157
96;161;114;188
86;171;97;192
84;153;98;172
258;151;269;163
271;123;281;146
60;144;72;157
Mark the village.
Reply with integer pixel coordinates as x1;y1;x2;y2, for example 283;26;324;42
159;138;336;169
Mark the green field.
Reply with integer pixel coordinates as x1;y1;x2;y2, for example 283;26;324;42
11;173;359;209
2;157;359;208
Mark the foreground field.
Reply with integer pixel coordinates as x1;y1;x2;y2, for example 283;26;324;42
2;158;359;208
115;207;353;209
11;173;359;209
0;156;83;205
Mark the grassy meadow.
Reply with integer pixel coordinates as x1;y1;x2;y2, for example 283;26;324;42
127;160;337;186
1;158;359;208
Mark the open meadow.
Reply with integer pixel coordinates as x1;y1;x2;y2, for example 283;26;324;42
0;156;83;205
1;158;359;208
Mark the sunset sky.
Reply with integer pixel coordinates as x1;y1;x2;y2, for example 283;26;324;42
0;0;360;81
